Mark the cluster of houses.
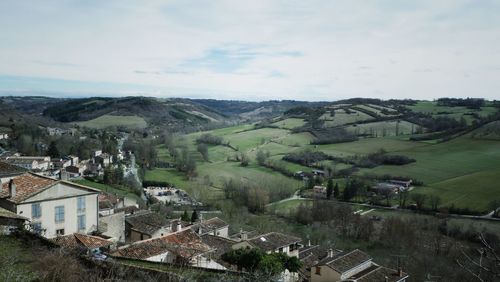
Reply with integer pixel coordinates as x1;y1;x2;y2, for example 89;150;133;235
0;161;408;281
312;179;413;199
0;149;123;180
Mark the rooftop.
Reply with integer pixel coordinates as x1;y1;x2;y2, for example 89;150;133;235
125;211;171;236
320;249;372;274
191;217;228;234
113;229;211;260
356;266;409;282
0;173;99;204
247;232;301;252
50;233;112;249
0;161;27;178
0;206;27;220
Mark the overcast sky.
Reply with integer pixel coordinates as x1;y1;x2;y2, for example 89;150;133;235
0;0;499;101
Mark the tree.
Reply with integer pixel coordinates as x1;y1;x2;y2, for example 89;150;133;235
333;183;340;199
240;153;249;167
429;195;442;211
326;179;333;199
258;254;284;276
256;150;267;166
47;141;60;158
412;193;427;210
191;210;198;223
197;143;209;161
181;210;190;222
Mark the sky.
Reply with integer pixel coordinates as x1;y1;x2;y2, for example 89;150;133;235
0;0;499;101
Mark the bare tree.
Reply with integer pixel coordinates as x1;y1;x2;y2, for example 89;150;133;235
456;233;500;281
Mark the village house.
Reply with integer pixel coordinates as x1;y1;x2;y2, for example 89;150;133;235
5;156;51;171
0;173;99;238
112;229;221;269
200;234;239;270
51;158;72;170
388;179;412;189
125;210;185;242
233;232;302;257
190;216;229;238
313;185;327;198
0;161;27;182
95;153;113;167
371;182;403;195
310;249;408;282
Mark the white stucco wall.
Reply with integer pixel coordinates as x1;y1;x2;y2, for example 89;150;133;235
16;183;98;238
100;211;125;243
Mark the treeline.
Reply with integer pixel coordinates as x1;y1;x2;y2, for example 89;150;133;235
355;149;415;168
222;178;296;213
437;98;485;109
294;200;373;240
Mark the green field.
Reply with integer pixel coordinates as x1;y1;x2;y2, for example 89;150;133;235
345;120;418;136
271;118;305;129
407;101;497;125
323;109;374;127
149;106;500;213
75;114;147;129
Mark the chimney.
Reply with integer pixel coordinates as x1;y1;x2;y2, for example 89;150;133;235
240;229;248;240
199;213;203;223
308;239;311;247
398;267;403;277
328;248;334;258
9;179;16;198
385;276;389;282
176;220;182;232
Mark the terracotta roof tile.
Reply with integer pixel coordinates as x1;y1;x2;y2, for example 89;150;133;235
51;233;112;249
0;173;57;203
113;229;211;260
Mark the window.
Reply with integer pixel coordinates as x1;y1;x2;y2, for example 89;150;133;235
56;229;65;236
55;206;65;223
32;203;41;219
77;197;85;213
315;266;321;275
278;247;283;253
77;214;86;232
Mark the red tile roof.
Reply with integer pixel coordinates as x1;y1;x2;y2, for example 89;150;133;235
112;229;211;260
0;173;99;204
0;173;57;203
51;233;112;249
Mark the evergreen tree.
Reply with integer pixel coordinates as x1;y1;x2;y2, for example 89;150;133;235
191;210;198;223
326;179;333;199
47;141;60;158
181;210;190;222
333;183;340;199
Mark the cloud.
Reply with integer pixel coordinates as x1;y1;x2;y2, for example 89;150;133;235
0;0;499;100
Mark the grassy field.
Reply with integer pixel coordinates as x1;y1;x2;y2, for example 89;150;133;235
345;120;418;136
75;114;147;129
150;108;500;212
271;118;305;129
407;101;497;125
323;109;374;127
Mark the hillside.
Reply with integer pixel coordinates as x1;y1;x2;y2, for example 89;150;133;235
41;97;229;129
146;99;500;213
